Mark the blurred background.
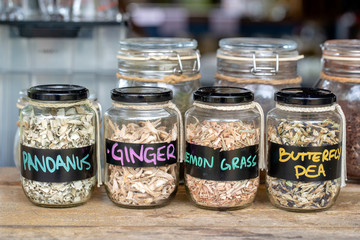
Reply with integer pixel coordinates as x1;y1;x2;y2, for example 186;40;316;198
1;0;360;167
122;0;360;86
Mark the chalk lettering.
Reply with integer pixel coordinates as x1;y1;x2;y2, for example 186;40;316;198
221;158;231;171
107;140;178;167
279;147;341;163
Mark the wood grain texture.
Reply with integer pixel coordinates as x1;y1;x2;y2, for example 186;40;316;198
0;167;359;239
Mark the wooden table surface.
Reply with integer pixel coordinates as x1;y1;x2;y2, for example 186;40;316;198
0;167;359;240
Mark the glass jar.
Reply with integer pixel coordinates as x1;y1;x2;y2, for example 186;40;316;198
15;90;102;170
20;84;99;207
316;39;360;181
216;37;303;115
185;87;264;210
14;89;29;170
117;37;201;115
266;88;346;212
104;87;181;208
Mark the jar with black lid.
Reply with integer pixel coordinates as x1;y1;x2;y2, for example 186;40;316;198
104;87;182;208
20;84;100;207
185;87;265;210
317;39;360;181
266;88;346;211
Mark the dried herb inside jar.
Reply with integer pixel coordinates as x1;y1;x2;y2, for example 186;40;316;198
339;101;360;180
106;119;178;206
185;119;260;208
267;119;341;210
21;106;96;205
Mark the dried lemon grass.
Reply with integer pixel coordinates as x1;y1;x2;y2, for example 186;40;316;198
186;120;260;209
106;119;178;207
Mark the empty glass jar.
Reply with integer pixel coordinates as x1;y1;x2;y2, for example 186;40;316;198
117;37;201;115
104;87;182;208
216;37;303;114
317;39;360;181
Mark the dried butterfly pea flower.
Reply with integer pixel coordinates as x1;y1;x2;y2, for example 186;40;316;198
267;119;341;210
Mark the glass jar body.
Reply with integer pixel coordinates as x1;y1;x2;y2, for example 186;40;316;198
20;101;97;207
266;105;342;211
117;38;201;114
104;102;179;208
118;78;200;115
185;103;261;210
317;58;360;181
216;58;300;115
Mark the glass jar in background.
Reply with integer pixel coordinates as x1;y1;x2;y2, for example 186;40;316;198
266;88;346;212
104;87;182;208
215;37;303;115
38;0;72;21
117;38;201;115
20;84;100;207
185;87;265;210
14;90;28;170
316;39;360;181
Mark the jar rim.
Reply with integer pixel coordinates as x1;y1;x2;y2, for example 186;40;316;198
322;39;360;58
275;88;336;105
193;87;254;104
219;38;297;51
111;87;173;103
27;84;88;101
119;38;197;50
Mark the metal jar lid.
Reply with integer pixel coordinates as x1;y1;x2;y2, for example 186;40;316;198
28;84;89;101
275;88;336;105
193;87;254;104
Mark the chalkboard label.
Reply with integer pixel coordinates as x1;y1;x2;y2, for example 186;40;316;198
185;143;259;181
267;142;342;182
106;139;178;167
21;144;96;182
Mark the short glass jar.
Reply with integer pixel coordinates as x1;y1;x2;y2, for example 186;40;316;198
104;87;181;208
14;90;102;170
117;37;201;114
266;88;346;212
316;39;360;181
185;87;264;210
216;37;303;114
20;84;99;207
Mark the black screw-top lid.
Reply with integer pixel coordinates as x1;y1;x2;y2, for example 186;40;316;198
111;87;173;103
275;88;336;105
28;84;89;101
193;87;254;103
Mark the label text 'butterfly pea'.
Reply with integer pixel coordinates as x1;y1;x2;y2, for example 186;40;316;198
268;142;342;182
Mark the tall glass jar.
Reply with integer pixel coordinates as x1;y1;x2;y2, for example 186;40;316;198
266;88;346;212
104;87;181;208
117;38;201;115
185;87;264;210
20;84;99;207
216;37;303;115
317;39;360;181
